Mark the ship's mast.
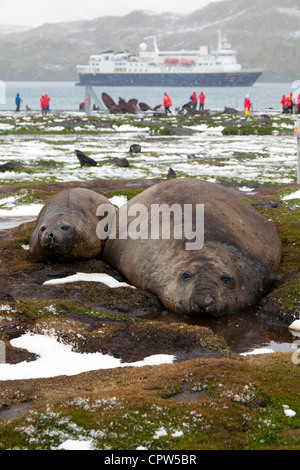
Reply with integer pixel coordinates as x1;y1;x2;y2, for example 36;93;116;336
218;30;222;52
145;35;159;53
217;30;232;51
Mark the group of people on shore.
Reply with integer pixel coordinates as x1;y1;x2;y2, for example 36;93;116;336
190;91;206;111
15;92;51;114
163;91;206;114
40;94;51;115
13;89;300;116
280;92;300;114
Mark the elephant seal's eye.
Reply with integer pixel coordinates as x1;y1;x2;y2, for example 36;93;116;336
181;271;193;281
61;226;70;231
40;226;46;232
221;275;233;284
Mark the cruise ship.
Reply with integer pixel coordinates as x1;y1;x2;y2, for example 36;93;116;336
76;33;262;87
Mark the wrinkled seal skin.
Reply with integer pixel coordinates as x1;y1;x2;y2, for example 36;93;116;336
103;179;282;316
30;188;115;262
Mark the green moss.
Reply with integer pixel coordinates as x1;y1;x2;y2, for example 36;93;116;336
1;355;300;450
0;188;56;209
106;188;145;200
256;199;300;322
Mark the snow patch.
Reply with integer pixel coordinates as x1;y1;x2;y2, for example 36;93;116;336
282;189;300;200
0;334;175;381
283;404;296;418
240;347;274;356
56;439;94;450
43;273;135;289
289;319;300;333
278;7;300;18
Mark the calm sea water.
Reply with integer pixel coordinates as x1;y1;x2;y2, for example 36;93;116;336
0;81;296;113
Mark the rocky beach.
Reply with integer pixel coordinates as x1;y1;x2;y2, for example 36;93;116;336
0;109;299;450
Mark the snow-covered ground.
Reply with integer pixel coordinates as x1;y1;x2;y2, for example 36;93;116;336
0;132;297;185
0;114;299;383
0;112;298;190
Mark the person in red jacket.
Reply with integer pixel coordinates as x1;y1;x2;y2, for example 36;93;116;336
297;94;300;114
40;95;46;115
244;94;251;115
289;92;294;114
191;91;197;109
199;91;205;112
280;94;286;113
163;92;172;114
44;94;51;113
286;94;293;114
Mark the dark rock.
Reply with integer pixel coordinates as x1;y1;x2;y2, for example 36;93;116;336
254;201;283;209
139;102;152;111
115;158;130;167
0;162;23;172
223;107;241;114
129;144;142;153
164;127;196;136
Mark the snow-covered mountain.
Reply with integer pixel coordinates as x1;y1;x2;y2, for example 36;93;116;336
0;0;300;81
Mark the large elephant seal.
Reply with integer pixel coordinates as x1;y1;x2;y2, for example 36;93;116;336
103;179;282;316
30;188;115;262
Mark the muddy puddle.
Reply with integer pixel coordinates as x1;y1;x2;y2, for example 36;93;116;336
0;402;32;421
149;308;297;355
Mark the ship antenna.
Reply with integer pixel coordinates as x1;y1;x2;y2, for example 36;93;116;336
218;30;222;51
145;35;159;53
153;36;159;53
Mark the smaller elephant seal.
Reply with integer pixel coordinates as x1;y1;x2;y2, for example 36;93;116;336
30;188;115;262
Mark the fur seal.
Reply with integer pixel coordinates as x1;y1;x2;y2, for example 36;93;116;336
75;150;98;167
30;188;115;262
103;179;282;316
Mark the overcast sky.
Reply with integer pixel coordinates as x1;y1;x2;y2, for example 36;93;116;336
0;0;224;27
